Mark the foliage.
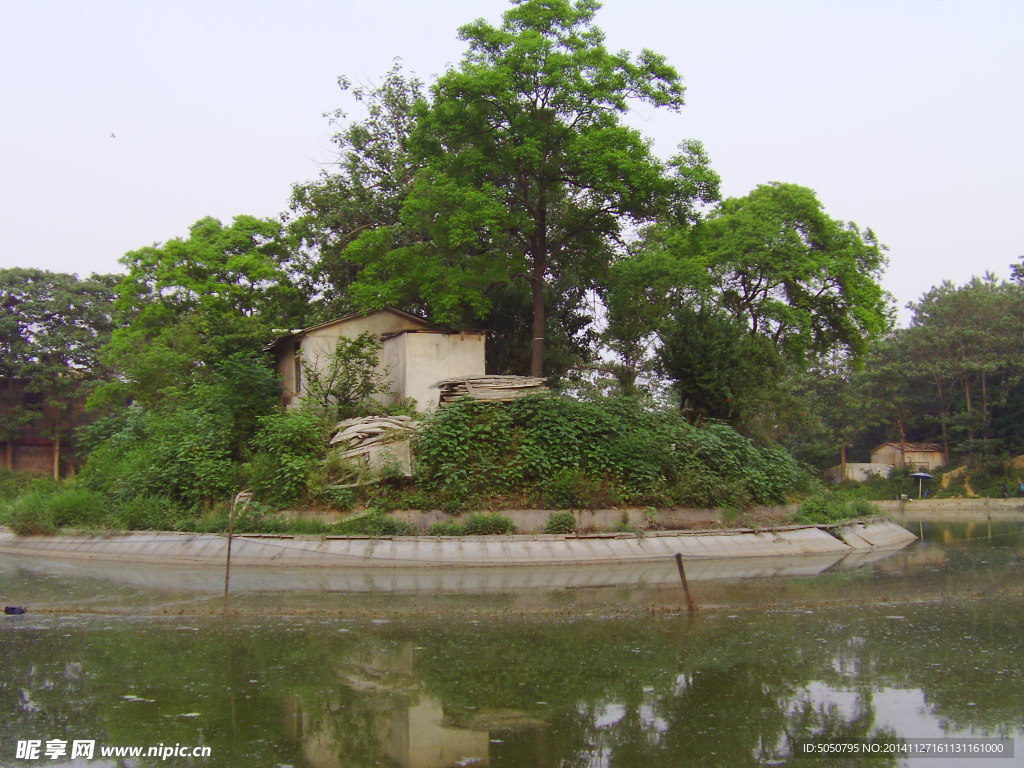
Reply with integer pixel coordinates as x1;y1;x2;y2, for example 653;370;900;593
698;182;891;362
427;520;467;536
246;409;333;508
544;509;579;534
543;467;604;509
414;394;808;510
299;332;390;420
903;275;1024;454
77;356;281;508
795;275;1024;469
3;492;58;535
2;486;109;533
0;269;118;463
424;515;520;537
343;0;717;376
462;512;518;535
604;182;889;413
98;215;307;406
658;304;782;424
0;468;60;503
791;492;879;524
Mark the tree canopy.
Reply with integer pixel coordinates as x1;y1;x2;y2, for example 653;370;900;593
341;0;716;377
100;215;308;405
0;268;118;446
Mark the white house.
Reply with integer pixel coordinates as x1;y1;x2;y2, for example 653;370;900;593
268;308;486;412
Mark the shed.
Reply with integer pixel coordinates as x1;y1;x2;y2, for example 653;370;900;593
869;442;946;472
1;377;85;478
268;309;486;411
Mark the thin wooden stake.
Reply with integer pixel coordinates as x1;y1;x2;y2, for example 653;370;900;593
223;491;251;613
674;553;697;613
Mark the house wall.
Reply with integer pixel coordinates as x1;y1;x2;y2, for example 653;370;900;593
379;331;487;411
392;331;486;411
826;463;893;484
275;313;485;411
7;441;54;475
277;313;429;404
870;444;946;471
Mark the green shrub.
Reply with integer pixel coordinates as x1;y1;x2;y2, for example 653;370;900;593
427;520;466;536
463;512;517;535
4;492;57;535
414;394;808;510
112;496;195;531
544;510;578;534
2;486;114;532
246;409;331;507
0;469;60;503
43;487;111;528
78;401;237;506
333;511;416;536
361;514;416;536
791;492;881;524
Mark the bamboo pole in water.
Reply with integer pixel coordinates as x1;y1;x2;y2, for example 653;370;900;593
223;491;251;612
674;553;697;613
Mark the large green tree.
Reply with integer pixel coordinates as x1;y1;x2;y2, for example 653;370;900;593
605;182;889;418
658;304;781;424
0;268;118;473
902;275;1024;453
101;215;308;405
344;0;716;377
698;182;891;362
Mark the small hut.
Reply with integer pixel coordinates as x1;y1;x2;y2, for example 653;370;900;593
869;442;946;472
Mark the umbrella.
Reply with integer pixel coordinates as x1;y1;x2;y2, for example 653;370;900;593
910;472;933;498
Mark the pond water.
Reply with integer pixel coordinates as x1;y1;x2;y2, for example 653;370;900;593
1;518;1022;767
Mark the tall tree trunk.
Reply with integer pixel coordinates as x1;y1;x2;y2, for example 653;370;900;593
981;371;989;440
964;376;974;442
528;211;548;378
530;261;545;378
840;443;847;480
935;376;950;463
52;432;61;480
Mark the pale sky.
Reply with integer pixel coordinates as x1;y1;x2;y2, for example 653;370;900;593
3;0;1021;325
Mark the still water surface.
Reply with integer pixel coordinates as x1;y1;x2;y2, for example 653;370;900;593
1;519;1022;767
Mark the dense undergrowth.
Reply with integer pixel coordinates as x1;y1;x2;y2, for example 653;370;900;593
1;394;823;536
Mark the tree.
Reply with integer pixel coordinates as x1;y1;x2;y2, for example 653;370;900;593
903;275;1024;454
604;182;887;412
658;305;781;424
344;0;716;377
0;269;118;474
101;215;308;404
697;182;891;363
299;332;390;420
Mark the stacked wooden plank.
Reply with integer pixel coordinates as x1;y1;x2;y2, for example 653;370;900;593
432;375;547;404
329;415;419;454
329;415;420;479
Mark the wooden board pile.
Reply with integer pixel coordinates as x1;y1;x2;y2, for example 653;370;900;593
328;415;420;480
432;375;547;404
329;415;419;455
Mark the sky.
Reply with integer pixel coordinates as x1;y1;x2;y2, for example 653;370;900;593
2;0;1022;325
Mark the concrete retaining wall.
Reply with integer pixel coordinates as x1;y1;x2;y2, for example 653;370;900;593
877;498;1024;519
288;505;801;532
0;520;915;568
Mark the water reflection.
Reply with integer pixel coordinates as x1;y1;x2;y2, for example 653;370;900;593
0;520;1022;767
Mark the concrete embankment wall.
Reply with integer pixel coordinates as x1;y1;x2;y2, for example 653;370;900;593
877;498;1024;520
290;505;801;532
0;520;916;568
